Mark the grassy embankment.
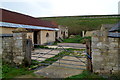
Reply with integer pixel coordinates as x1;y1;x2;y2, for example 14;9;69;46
40;17;119;35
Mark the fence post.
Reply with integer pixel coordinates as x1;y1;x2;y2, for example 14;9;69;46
86;39;93;72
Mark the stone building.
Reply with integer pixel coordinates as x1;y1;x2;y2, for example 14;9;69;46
92;23;120;74
85;31;97;37
56;25;68;41
0;9;59;45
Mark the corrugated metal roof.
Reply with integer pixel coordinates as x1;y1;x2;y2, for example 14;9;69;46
0;34;13;37
108;32;120;38
0;8;58;28
0;22;59;31
109;22;120;32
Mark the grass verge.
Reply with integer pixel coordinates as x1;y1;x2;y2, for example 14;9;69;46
2;64;33;78
62;35;91;43
66;70;105;79
2;59;44;79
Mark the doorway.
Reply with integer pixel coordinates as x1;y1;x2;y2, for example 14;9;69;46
34;31;38;44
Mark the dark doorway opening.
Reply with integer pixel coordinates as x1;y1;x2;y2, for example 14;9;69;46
34;31;38;44
55;31;58;38
63;31;65;39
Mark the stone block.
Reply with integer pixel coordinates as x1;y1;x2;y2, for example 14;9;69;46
92;37;99;42
113;67;118;70
96;42;102;48
13;56;24;65
92;51;101;56
104;66;113;70
16;56;24;60
94;70;101;73
112;70;119;74
93;56;103;61
100;70;111;74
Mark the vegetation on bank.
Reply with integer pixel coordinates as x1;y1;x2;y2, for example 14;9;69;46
2;60;43;78
40;17;119;35
67;70;120;80
2;64;33;78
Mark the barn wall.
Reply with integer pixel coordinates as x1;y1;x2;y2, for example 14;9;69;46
40;30;55;45
27;32;34;44
57;25;68;39
1;27;34;44
0;27;15;34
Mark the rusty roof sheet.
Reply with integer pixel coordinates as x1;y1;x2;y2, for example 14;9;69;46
0;8;58;28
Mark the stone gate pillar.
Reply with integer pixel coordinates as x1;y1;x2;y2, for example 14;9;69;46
12;28;31;66
92;30;120;74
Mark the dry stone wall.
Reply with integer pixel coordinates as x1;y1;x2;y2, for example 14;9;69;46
1;34;13;63
13;33;27;65
1;32;31;66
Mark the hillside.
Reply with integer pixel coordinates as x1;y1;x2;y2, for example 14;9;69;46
39;15;119;35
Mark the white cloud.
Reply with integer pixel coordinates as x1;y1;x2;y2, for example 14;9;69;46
51;0;119;16
0;0;120;17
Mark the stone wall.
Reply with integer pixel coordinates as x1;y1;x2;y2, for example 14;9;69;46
85;31;97;37
13;33;27;65
57;25;68;39
92;25;120;74
2;34;13;63
1;32;31;66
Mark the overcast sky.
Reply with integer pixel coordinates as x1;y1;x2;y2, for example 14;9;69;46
0;0;120;17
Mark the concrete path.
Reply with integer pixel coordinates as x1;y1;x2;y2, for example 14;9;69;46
47;43;86;49
32;44;86;78
32;49;60;62
34;56;86;78
58;43;86;48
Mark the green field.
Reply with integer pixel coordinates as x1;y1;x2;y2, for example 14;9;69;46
39;16;119;35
